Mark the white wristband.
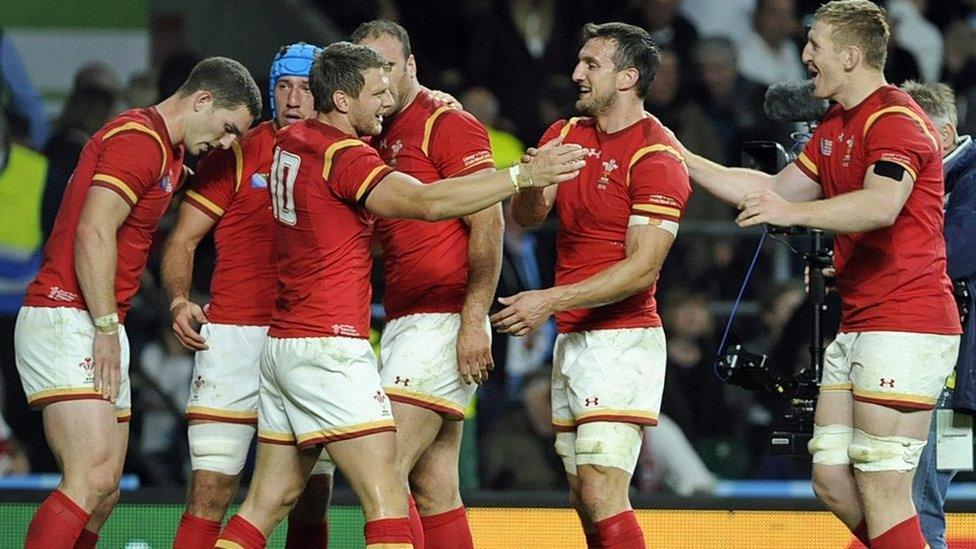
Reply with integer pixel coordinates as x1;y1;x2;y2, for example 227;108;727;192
507;165;521;193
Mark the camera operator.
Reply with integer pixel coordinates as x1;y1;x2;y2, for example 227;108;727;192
671;2;961;548
901;80;976;549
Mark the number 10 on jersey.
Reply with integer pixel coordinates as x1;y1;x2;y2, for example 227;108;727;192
271;146;300;226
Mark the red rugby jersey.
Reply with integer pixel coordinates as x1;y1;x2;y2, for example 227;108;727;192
183;121;277;325
268;119;394;338
795;85;960;334
24;107;185;321
542;115;691;334
373;89;494;320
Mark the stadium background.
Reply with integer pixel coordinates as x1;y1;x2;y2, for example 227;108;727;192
3;0;976;546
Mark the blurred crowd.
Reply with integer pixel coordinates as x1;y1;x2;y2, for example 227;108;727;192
2;0;975;495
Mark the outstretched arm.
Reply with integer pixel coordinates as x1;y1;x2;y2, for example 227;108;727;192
161;202;217;350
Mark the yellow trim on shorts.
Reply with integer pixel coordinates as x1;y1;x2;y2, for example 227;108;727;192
26;386;103;404
186;406;257;420
820;383;853;392
576;408;658;423
257;430;296;443
215;541;246;549
384;387;466;416
367;544;413;549
853;388;937;407
296;419;397;445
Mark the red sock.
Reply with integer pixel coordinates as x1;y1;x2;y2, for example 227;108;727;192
870;515;927;549
585;530;605;549
25;490;90;549
595;511;645;549
419;506;473;549
851;519;869;547
73;529;98;549
174;512;223;549
215;515;267;549
286;516;329;548
364;517;413;548
407;495;425;548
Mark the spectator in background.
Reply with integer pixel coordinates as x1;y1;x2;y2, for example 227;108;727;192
0;28;51;150
736;0;807;86
460;86;525;169
0;411;30;476
481;369;566;490
645;49;728;221
749;281;806;356
679;0;756;44
883;12;922;86
0;110;51;473
887;0;942;82
902;80;976;549
627;0;699;66
692;37;790;166
636;414;717;496
42;63;123;240
942;22;976;134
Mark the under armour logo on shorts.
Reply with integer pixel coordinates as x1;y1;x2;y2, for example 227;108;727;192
879;378;896;388
394;376;410;387
584;397;599;407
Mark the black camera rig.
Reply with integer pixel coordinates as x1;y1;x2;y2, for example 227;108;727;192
716;227;831;455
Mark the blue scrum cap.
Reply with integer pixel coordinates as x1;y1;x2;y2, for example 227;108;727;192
269;42;322;121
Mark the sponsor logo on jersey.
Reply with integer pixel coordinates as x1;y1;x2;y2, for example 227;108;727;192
251;173;269;189
820;138;833;157
47;286;78;302
331;324;359;337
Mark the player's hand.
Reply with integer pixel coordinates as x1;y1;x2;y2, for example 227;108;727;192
524;138;585;187
425;88;463;110
490;290;555;336
171;299;209;351
521;147;539;164
736;189;797;228
456;317;493;385
92;332;122;403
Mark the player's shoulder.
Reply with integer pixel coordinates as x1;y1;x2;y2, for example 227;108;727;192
543;116;594;141
241;120;277;148
416;91;485;132
97;107;166;146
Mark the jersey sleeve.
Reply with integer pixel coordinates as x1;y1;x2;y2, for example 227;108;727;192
795;130;823;183
863;110;940;182
90;128;166;206
428;110;494;176
627;146;691;236
328;143;395;205
182;146;238;221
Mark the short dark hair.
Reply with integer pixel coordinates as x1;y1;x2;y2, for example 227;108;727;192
310;42;388;113
351;20;412;61
582;22;661;98
176;57;262;117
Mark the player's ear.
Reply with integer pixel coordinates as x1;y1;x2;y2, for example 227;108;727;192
616;67;639;93
332;89;350;114
406;54;417;79
843;45;860;71
193;90;214;112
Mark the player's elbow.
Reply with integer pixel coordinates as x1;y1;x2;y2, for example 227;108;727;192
870;200;901;229
74;219;106;252
512;208;545;228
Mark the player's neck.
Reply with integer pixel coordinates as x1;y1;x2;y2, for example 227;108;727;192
155;94;186;146
594;97;646;134
834;71;887;110
317;111;356;137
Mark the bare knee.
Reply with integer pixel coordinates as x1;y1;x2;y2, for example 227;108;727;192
577;468;614;517
409;466;459;513
187;471;239;519
290;474;333;523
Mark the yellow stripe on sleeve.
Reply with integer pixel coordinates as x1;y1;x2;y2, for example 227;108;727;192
798;151;819;177
355;165;390;201
322;139;365;182
421;106;454;156
185;190;226;217
91;174;139;204
862;106;939;151
627;144;686;187
633;203;681;217
231;141;244;192
102;122;169;179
